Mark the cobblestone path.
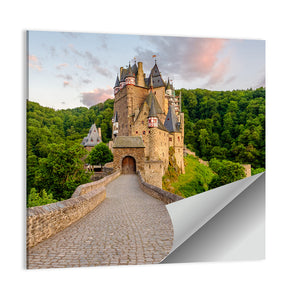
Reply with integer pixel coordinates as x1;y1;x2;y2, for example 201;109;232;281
27;175;174;268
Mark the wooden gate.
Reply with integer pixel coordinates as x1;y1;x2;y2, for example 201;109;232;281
122;156;136;174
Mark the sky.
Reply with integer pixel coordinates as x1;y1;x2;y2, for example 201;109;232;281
28;31;265;109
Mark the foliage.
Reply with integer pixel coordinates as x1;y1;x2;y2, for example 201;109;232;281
27;188;57;207
178;87;265;168
251;167;265;175
162;147;181;192
34;143;91;200
87;142;113;166
163;155;215;198
26;99;114;206
208;158;246;189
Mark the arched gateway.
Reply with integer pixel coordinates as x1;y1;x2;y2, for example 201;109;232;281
122;156;136;174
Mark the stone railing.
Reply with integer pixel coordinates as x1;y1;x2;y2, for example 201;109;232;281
72;170;121;197
27;170;121;248
137;171;183;204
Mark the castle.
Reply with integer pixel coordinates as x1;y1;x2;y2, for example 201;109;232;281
111;60;185;188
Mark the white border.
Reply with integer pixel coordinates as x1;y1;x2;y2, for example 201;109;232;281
1;1;300;299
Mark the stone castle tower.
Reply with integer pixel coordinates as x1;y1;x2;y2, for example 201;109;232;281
111;60;184;188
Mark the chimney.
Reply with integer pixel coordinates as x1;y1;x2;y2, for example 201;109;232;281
136;62;145;87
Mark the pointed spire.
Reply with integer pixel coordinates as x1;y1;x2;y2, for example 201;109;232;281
149;73;153;89
166;77;171;90
164;105;179;132
148;98;157;117
114;74;120;87
125;62;134;78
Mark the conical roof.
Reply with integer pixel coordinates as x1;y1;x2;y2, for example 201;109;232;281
148;73;153;88
166;78;171;90
125;63;134;78
81;123;102;146
148;98;158;117
114;75;120;87
164;105;179;132
113;111;118;122
145;91;163;114
132;62;138;74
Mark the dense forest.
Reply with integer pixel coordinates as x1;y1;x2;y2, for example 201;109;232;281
27;87;265;205
26;99;114;206
179;87;265;169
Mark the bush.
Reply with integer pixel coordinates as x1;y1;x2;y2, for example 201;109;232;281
27;188;57;207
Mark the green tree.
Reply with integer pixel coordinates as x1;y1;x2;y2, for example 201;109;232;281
209;158;245;189
35;143;91;200
87;143;113;167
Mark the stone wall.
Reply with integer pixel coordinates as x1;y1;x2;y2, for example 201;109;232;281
143;160;164;189
113;147;145;174
137;171;183;204
27;171;121;248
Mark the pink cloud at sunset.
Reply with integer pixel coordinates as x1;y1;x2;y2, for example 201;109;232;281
28;54;42;71
135;37;228;81
56;63;68;70
205;56;231;87
81;87;113;107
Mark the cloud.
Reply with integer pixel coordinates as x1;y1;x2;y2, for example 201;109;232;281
80;88;113;107
82;79;92;84
68;45;112;77
76;64;86;70
205;56;231;87
134;36;227;81
57;74;73;81
28;55;42;71
56;63;68;70
253;75;265;88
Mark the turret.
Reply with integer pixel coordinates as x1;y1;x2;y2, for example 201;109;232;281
112;111;119;137
125;63;135;86
148;99;158;128
165;78;172;96
114;74;120;95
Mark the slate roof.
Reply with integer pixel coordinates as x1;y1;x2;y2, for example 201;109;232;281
148;97;157;117
132;62;138;75
113;136;145;148
114;75;120;87
81;123;102;147
125;63;134;78
145;91;163;114
164;105;179;132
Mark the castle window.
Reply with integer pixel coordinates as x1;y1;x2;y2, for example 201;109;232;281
178;136;180;141
91;139;93;142
136;131;138;134
149;130;150;133
169;138;172;141
144;112;147;115
142;121;144;125
143;131;146;135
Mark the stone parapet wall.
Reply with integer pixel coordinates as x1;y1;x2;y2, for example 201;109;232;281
27;171;121;248
137;171;183;204
72;170;121;197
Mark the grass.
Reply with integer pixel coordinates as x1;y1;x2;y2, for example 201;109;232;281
163;155;215;198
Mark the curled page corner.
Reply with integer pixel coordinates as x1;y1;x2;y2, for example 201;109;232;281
162;172;265;262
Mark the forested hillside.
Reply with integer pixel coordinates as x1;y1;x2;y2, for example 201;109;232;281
26;87;265;204
179;87;265;169
26;99;114;206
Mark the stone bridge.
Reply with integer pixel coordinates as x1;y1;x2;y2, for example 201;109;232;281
27;173;182;268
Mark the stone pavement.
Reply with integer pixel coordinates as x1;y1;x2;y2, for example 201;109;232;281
27;175;174;269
